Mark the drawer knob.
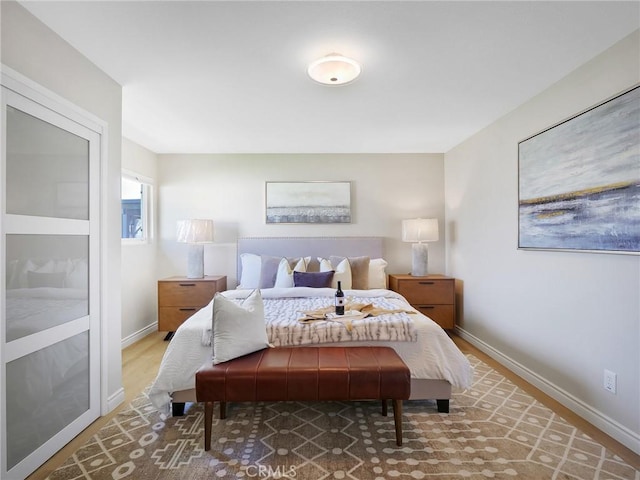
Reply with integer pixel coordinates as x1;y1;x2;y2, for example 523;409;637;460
419;306;435;310
179;308;197;312
418;281;435;285
179;283;197;287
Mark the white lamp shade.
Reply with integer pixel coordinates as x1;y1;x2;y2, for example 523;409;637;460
307;54;361;86
177;219;214;244
402;218;439;243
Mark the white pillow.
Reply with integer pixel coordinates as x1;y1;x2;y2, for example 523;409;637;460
318;257;352;289
274;257;309;288
212;289;269;364
238;253;261;289
368;258;388;289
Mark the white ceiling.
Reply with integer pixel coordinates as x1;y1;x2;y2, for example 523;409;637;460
18;1;640;154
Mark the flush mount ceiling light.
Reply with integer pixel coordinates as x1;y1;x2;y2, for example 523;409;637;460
307;54;362;86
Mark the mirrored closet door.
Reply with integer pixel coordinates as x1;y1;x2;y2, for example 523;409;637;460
1;76;102;479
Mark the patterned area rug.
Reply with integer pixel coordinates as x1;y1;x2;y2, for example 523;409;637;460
47;355;639;479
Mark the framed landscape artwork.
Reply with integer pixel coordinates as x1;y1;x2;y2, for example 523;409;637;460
265;181;351;224
518;85;639;254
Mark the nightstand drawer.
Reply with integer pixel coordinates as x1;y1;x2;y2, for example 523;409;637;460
388;274;457;330
158;307;204;331
413;305;455;329
157;276;227;333
158;281;217;307
396;279;454;305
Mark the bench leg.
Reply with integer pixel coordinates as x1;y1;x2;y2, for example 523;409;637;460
219;401;227;419
392;399;403;446
436;399;449;413
172;402;185;417
204;402;213;451
381;399;388;416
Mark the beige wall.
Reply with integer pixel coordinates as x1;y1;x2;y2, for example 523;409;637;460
121;138;159;344
156;154;446;287
1;1;124;410
445;30;640;453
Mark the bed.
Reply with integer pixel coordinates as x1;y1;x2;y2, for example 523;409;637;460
148;236;473;414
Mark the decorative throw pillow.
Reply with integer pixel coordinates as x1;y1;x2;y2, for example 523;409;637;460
330;256;370;290
349;256;371;289
238;253;261;289
368;258;388;289
212;289;269;364
274;257;309;288
259;255;283;288
319;257;352;289
293;270;334;288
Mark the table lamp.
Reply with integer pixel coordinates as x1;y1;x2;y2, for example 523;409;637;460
402;218;438;276
177;219;214;278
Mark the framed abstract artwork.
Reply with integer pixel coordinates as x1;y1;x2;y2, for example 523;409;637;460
265;181;351;224
518;85;639;254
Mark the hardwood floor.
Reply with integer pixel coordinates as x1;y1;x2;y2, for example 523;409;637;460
27;332;639;479
26;332;169;480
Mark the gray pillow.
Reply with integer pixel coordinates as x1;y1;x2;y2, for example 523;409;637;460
259;255;282;288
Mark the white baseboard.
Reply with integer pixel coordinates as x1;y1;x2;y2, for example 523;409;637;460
456;327;640;455
106;387;125;414
121;321;158;349
100;323;157;416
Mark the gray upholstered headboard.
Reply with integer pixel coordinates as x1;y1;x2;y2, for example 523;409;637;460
237;236;384;280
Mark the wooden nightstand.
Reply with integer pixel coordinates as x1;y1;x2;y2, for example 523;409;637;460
388;274;456;329
158;275;227;338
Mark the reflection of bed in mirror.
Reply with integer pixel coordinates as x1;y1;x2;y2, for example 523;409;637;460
6;257;89;339
149;237;473;416
6;287;88;341
4;258;90;466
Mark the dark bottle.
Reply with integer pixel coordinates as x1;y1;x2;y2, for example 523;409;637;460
335;281;345;315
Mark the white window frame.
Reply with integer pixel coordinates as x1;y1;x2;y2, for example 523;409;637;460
121;169;153;245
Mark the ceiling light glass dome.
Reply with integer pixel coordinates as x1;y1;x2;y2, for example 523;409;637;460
307;54;362;86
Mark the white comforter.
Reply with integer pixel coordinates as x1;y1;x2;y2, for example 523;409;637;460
148;288;473;412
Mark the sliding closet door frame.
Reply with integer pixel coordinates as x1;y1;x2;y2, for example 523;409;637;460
0;65;110;479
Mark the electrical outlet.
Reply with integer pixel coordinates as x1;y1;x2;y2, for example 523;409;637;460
604;370;617;394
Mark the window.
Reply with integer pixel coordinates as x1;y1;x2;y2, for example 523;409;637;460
121;170;153;243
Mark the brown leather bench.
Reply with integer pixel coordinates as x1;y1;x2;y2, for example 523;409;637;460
196;346;411;449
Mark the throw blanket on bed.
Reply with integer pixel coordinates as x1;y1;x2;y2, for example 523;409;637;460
266;296;417;345
202;289;418;346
